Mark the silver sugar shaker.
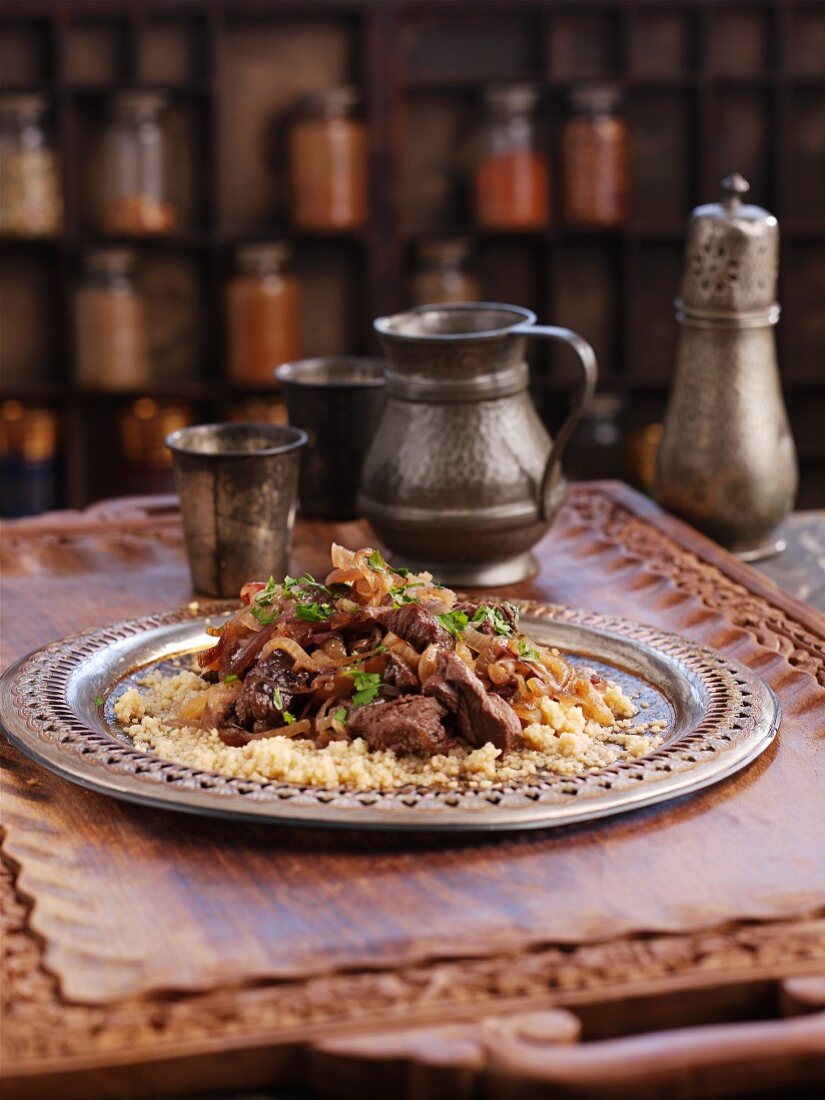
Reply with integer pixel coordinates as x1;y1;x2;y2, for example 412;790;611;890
654;174;797;560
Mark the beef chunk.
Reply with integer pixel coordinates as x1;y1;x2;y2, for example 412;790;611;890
233;650;312;730
382;651;419;692
422;651;523;751
347;696;450;755
376;602;452;651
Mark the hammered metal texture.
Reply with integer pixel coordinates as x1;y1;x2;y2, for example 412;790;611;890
0;602;779;832
364;393;551;512
362;304;596;578
655;179;797;553
679;206;778;313
656;326;798;548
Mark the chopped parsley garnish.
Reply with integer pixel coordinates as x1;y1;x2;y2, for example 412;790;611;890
344;667;382;707
518;638;540;661
223;674;239;684
393;565;411;577
282;572;330;598
273;686;284;711
366;549;388;573
294;602;332;622
94;696;104;708
254;576;278;606
299;572;330;593
282;711;296;725
437;609;469;638
472;605;514;636
251;605;280;626
333;706;347;724
389;582;422;607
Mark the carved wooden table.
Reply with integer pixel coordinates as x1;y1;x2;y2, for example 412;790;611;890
2;482;824;1100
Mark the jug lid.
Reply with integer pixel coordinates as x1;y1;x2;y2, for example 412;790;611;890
678;175;779;318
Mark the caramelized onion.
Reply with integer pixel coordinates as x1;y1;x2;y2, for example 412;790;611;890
253;717;312;739
418;643;441;683
259;636;318;671
487;661;513;686
385;631;420;668
178;679;241;729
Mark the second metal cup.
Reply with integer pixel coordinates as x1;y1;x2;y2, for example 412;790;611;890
276;357;386;520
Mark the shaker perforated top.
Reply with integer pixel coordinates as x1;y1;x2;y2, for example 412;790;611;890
678;174;779;316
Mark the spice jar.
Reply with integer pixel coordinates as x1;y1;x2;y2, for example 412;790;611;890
411;238;481;306
289;87;367;230
0;94;62;237
474;85;549;230
101;92;177;236
227;243;302;384
0;400;60;517
74;248;150;390
562;84;630;228
120;396;192;495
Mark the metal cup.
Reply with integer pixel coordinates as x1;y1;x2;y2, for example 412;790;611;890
166;422;307;597
275;357;386;520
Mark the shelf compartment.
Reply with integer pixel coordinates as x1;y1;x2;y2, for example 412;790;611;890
219;14;361;236
141;15;211;86
548;8;623;81
66;17;132;87
629;8;697;79
628;89;694;231
0;250;63;390
627;241;682;384
403;9;542;85
551;239;621;380
69;92;210;237
712;89;771;206
0;16;52;89
707;7;772;77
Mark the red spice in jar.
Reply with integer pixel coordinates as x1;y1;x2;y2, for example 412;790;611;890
474;85;549;231
289;88;367;231
562;85;630;228
475;149;549;230
227;243;302;385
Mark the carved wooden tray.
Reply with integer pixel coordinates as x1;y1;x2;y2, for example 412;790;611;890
2;485;822;1100
0;602;779;831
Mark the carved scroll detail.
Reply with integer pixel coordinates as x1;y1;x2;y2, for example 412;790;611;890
3;856;824;1068
567;488;825;686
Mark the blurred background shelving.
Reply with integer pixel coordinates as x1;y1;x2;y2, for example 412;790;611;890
1;0;823;514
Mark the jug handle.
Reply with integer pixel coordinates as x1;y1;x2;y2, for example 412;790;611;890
511;324;598;522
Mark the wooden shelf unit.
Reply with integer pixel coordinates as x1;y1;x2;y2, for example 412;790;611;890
1;0;823;510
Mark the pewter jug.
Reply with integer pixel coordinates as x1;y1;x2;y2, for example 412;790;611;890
655;175;797;560
359;303;597;585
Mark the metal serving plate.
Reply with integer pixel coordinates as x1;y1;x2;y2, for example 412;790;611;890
0;601;779;832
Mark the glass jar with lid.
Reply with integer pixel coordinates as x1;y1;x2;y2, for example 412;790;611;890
289;87;367;230
0;93;62;237
227;243;302;385
474;85;549;230
101;91;177;236
411;238;481;306
74;248;150;389
561;84;630;228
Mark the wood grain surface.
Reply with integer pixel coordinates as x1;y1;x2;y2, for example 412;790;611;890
2;483;824;1098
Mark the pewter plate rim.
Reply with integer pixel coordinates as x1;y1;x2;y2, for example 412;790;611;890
0;602;780;832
